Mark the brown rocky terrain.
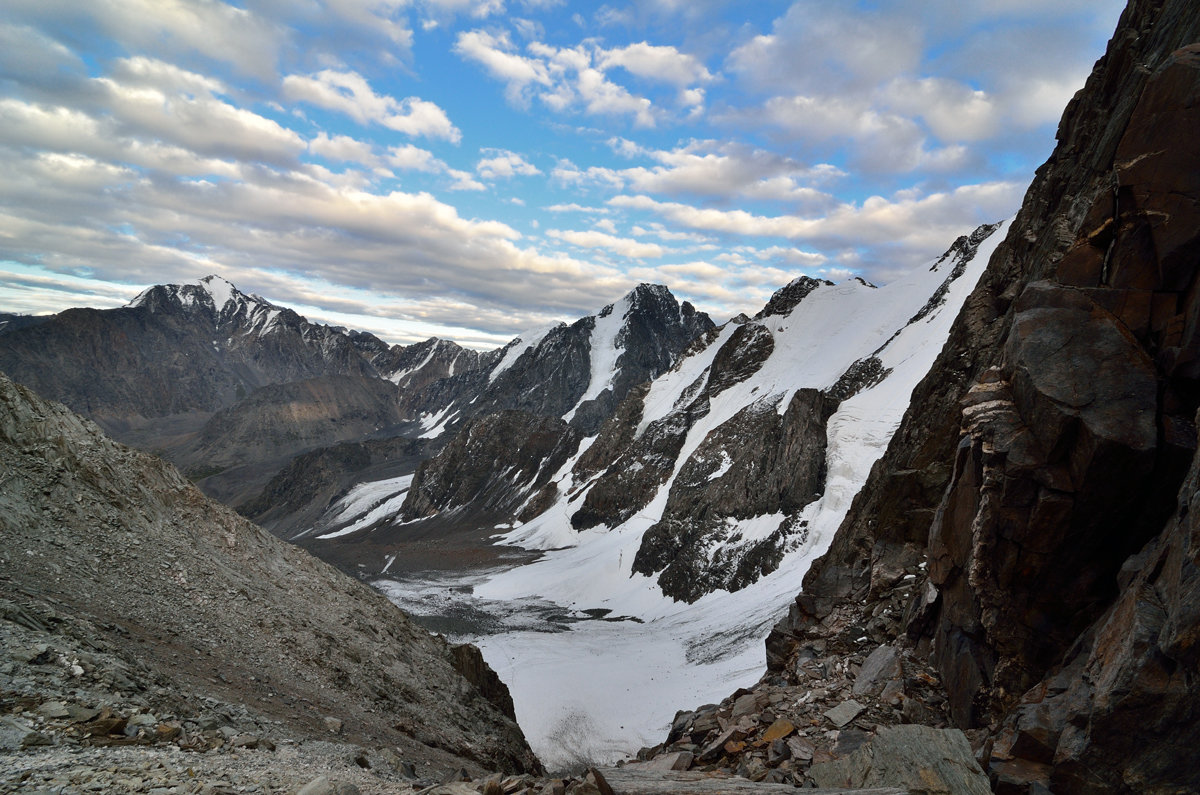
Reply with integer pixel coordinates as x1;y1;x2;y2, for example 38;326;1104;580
171;374;417;506
0;372;539;791
763;0;1200;791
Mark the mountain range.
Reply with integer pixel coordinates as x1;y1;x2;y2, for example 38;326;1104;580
2;0;1199;791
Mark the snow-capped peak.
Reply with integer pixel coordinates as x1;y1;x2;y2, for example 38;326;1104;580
194;274;238;310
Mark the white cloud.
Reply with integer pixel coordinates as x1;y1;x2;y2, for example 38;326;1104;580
0;23;84;86
598;42;714;87
453;30;551;104
546;229;665;259
879;77;997;141
553;141;841;203
7;0;285;79
728;6;922;97
387;143;442;172
758;95;970;174
477;149;542;179
454;29;713;127
544;203;610;214
309;132;378;166
91;62;306;166
282;69;461;143
447;168;487;191
609;180;1022;262
422;0;506;18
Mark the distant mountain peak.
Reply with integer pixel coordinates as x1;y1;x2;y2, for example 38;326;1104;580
754;275;834;319
130;273;263;315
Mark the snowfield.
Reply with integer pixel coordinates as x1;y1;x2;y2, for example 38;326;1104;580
372;224;1005;771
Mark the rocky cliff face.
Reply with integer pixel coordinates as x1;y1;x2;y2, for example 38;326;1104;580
172;374;415;505
0;371;538;777
372;336;495;392
400;283;715;439
766;2;1200;791
388;225;1002;603
0;276;380;427
400;411;583;528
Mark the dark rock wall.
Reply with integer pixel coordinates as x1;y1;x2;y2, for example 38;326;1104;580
632;389;836;602
401;410;582;521
240;435;429;535
766;1;1200;791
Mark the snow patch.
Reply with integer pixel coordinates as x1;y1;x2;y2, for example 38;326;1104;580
314;475;414;539
376;221;1008;770
489;324;562;384
196;274;236;310
563;294;631;423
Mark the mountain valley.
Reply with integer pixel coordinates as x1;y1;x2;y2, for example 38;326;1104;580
3;0;1200;792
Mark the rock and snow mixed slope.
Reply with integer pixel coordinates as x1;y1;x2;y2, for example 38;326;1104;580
402;284;714;440
282;284;713;543
369;222;1006;768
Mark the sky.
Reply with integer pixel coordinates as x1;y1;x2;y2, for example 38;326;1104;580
0;0;1125;350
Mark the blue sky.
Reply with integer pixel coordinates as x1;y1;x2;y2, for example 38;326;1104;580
0;0;1124;348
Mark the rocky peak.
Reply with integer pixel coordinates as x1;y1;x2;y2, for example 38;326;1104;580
404;284;714;440
755;276;834;320
132;274;254;318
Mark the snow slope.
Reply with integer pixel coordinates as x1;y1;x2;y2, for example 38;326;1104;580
373;223;1004;769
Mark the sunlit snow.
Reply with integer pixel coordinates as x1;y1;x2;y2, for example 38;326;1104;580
376;223;1005;771
562;295;630;423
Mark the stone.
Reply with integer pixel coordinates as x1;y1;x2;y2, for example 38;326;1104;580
759;719;795;744
786;735;815;762
584;768;614;795
879;679;905;706
852;645;900;697
37;701;71;719
823;700;865;728
0;716;51;749
323;716;343;734
810;725;991;794
66;705;101;723
697;726;747;762
296;776;355;795
422;785;477;795
640;751;694;771
730;693;761;720
766;739;790;766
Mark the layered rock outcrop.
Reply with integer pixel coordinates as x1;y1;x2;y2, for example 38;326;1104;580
766;1;1200;791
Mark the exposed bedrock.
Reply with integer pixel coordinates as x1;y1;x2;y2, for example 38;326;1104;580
633;389;836;603
766;3;1200;792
